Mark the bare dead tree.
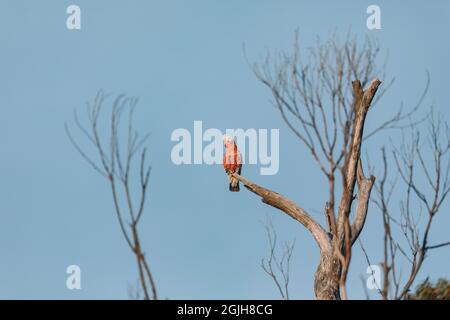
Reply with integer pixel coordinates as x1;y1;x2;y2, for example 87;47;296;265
65;91;158;300
261;219;295;299
235;32;424;300
372;112;450;299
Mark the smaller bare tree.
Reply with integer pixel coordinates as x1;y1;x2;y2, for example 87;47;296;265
65;91;158;300
371;112;450;299
261;219;295;299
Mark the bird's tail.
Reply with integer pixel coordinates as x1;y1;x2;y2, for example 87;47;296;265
229;177;240;192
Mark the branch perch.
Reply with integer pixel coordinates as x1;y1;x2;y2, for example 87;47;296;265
232;173;331;254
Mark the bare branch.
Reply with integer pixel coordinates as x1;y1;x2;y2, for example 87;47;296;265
261;219;295;299
426;241;450;250
233;173;331;254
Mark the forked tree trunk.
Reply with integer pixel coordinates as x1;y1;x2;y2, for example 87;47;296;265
232;78;381;299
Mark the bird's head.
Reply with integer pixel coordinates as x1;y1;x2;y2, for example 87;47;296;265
223;134;235;146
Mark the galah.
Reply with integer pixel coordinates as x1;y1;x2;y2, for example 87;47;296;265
223;135;242;192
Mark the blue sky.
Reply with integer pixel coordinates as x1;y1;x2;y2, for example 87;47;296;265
0;0;449;299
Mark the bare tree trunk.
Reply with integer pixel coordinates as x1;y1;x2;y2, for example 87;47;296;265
314;252;341;300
